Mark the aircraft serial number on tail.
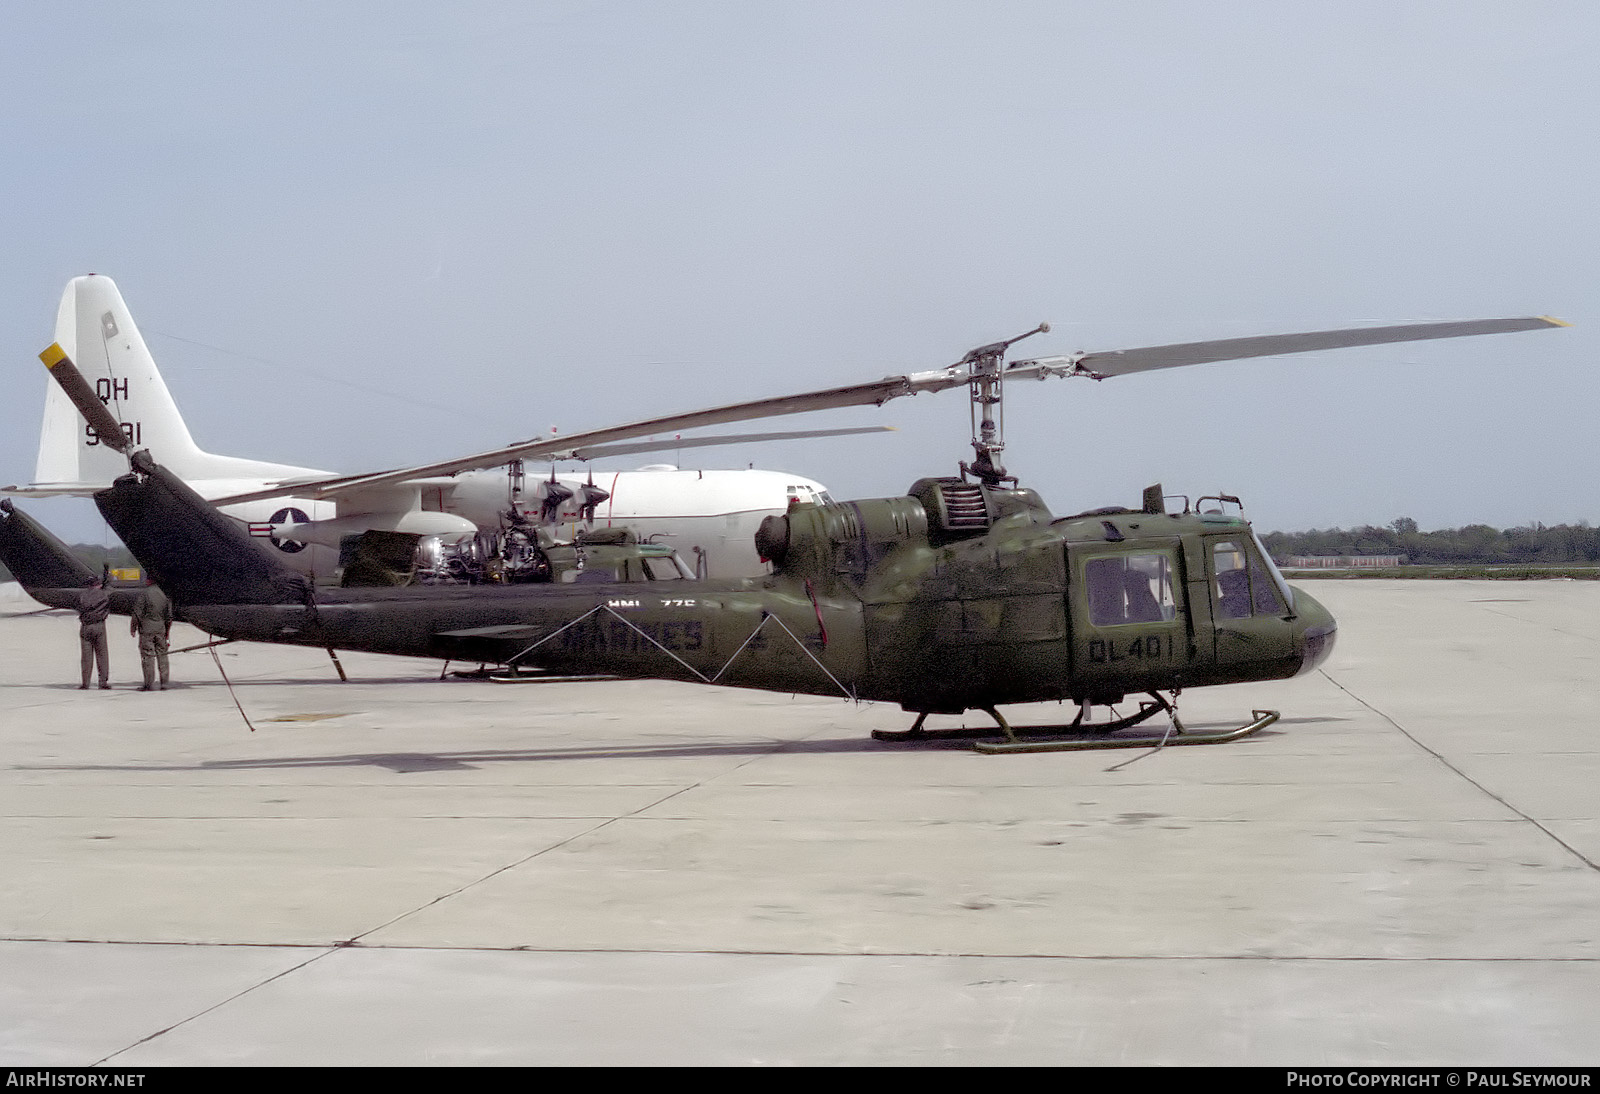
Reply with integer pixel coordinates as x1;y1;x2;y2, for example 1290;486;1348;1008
86;421;142;448
85;378;138;446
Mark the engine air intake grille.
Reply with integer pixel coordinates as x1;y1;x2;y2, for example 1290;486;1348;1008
938;483;990;529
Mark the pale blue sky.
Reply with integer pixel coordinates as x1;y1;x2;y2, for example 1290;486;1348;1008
3;1;1596;543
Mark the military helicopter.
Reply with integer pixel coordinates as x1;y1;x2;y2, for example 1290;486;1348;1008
14;313;1564;753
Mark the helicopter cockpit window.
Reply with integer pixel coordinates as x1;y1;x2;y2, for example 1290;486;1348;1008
1212;540;1287;618
1084;553;1176;627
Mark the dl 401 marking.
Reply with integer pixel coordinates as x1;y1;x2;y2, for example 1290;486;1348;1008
1088;634;1174;664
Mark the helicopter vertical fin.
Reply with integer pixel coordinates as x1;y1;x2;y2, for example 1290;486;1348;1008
95;455;307;606
0;499;99;594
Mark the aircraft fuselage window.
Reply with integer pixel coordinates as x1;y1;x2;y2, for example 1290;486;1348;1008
1084;552;1176;627
1212;539;1287;618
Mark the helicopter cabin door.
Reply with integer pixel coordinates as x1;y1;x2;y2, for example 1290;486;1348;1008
1065;541;1193;703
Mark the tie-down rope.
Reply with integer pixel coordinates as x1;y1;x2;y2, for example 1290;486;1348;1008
504;604;856;701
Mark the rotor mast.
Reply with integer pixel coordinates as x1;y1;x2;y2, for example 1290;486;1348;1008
958;322;1049;487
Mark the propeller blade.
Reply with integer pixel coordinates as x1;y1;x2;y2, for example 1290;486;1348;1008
1008;316;1569;380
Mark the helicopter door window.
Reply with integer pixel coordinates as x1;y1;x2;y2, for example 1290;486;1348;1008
1212;540;1287;618
1084;553;1176;627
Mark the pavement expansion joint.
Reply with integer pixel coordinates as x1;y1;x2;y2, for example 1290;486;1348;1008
1319;668;1600;874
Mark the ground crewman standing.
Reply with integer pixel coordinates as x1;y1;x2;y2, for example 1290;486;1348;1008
75;575;111;689
130;577;174;691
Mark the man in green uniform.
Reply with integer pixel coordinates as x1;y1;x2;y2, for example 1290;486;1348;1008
130;577;174;691
75;575;111;689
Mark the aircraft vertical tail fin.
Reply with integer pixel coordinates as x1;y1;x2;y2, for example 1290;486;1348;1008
34;275;209;490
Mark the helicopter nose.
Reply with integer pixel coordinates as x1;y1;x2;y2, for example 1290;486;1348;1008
1291;586;1338;676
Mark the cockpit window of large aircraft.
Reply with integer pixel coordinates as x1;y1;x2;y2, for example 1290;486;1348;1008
786;485;833;506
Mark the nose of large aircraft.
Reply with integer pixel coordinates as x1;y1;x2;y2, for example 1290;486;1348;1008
1291;585;1338;675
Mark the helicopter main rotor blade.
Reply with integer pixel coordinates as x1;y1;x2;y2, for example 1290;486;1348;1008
1008;315;1569;380
56;313;1563;505
244;378;952;500
204;314;1567;499
553;425;894;462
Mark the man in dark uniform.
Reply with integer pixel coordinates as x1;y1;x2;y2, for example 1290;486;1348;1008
76;575;111;689
130;577;174;691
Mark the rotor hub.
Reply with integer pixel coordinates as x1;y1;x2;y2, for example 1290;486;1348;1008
957;322;1048;487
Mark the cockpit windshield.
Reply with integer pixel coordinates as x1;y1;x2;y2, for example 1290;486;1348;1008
786;484;833;507
1249;528;1295;609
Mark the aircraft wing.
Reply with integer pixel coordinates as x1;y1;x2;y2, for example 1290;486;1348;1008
200;424;895;507
289;383;940;499
0;481;118;498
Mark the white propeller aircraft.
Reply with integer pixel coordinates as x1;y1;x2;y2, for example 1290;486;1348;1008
3;276;877;578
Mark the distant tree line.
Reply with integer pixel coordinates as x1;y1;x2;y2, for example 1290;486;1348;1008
1261;519;1600;565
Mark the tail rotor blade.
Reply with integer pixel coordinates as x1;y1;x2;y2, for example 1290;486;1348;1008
39;343;131;454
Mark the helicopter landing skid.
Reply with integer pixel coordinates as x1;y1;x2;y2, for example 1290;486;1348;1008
872;694;1278;754
873;692;1173;743
973;708;1279;755
449;666;618;684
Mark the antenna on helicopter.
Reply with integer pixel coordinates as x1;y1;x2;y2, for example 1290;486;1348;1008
956;322;1049;487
